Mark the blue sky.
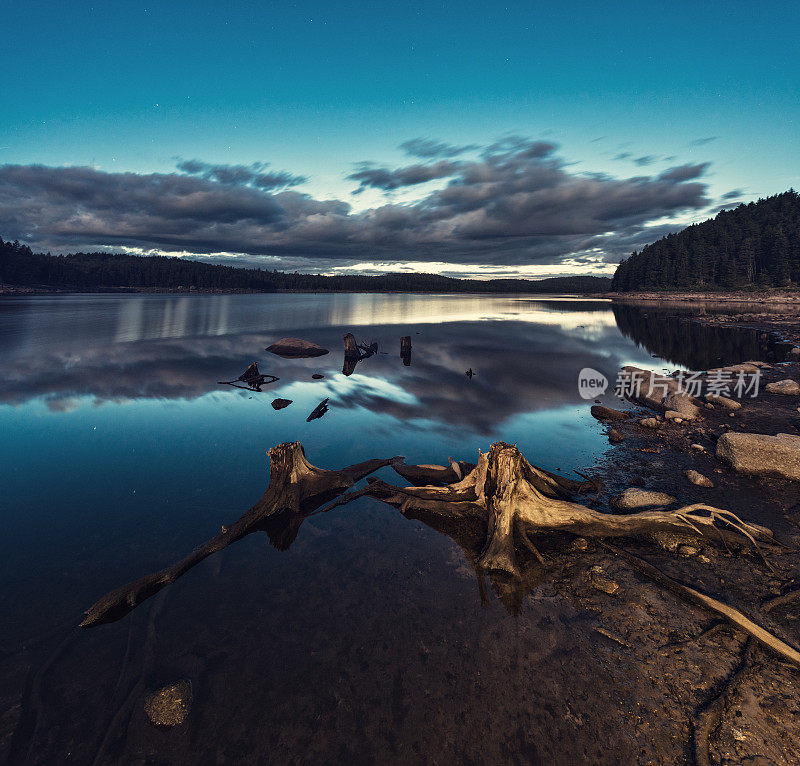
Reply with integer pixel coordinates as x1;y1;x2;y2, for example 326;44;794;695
1;1;798;277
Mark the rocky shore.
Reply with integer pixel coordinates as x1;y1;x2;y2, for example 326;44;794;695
576;321;800;763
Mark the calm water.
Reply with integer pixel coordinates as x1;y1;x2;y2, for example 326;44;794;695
0;293;785;763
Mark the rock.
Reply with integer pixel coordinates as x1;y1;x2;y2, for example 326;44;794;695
144;680;192;728
690;443;705;451
716;432;800;482
588;565;619;595
611;488;676;510
609;429;624;444
265;337;329;358
705;393;741;410
685;469;714;487
664;410;682;421
570;537;588;552
639;418;659;428
271;398;293;410
619;366;683;411
742;360;773;369
708;362;761;375
311;373;325;379
663;391;700;420
704;402;714;409
765;379;800;396
677;544;700;557
650;531;683;553
787;347;800;361
590;405;629;421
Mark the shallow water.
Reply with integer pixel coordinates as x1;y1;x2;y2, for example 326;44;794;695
0;293;786;763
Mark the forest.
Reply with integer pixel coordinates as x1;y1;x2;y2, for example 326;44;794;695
0;238;611;294
612;190;800;291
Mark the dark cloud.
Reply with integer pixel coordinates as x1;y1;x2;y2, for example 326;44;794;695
176;159;306;190
400;138;479;158
634;155;657;166
0;138;712;269
613;152;632;161
690;136;719;146
348;160;462;192
657;162;710;183
722;189;743;200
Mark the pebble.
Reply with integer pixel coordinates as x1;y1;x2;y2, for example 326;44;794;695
639;418;659;428
144;680;193;728
690;443;705;451
685;469;715;488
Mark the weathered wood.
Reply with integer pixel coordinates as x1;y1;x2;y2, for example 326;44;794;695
400;336;412;366
306;398;329;422
80;443;397;627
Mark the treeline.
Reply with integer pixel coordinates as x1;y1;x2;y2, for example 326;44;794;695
612;190;800;291
0;238;611;294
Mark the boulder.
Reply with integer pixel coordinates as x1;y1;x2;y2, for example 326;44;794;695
265;337;329;358
716;432;800;482
663;392;701;419
705;393;741;410
787;347;800;361
590;405;629;421
639;417;659;428
619;366;682;411
765;379;800;396
611;488;676;510
685;469;714;488
609;429;624;444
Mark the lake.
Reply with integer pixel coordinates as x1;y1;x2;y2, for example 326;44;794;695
0;293;786;763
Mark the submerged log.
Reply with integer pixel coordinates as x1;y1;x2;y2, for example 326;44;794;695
342;333;378;376
80;443;398;627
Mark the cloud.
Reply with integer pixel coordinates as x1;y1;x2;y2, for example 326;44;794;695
348;160;462;192
657;162;710;183
0;138;712;270
176;159;306;190
690;136;719;146
400;138;478;158
634;155;657;166
722;189;743;200
613;152;632;161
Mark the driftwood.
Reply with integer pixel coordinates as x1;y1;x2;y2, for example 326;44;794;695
400;336;412;366
80;443;399;627
342;333;378;376
218;362;279;391
306;398;329;422
365;443;773;579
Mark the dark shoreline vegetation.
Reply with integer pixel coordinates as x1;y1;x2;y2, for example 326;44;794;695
612;190;800;292
0;238;612;295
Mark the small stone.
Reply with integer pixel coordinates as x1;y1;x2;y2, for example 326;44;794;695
674;417;684;424
144;680;193;728
609;429;624;444
685;469;714;488
663;391;701;420
612;488;676;510
697;555;711;564
570;537;588;552
311;373;325;379
786;347;800;361
588;566;619;595
690;443;705;451
766;379;800;396
639;418;659;428
271;398;293;410
729;412;736;417
705;402;714;409
677;544;699;557
664;410;681;420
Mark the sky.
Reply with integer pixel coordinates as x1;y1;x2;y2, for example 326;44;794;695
1;0;798;278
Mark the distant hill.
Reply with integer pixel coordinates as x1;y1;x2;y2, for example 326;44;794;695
612;190;800;292
0;238;611;294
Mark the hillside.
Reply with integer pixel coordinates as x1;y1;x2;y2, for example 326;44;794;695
612;190;800;292
0;238;611;294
